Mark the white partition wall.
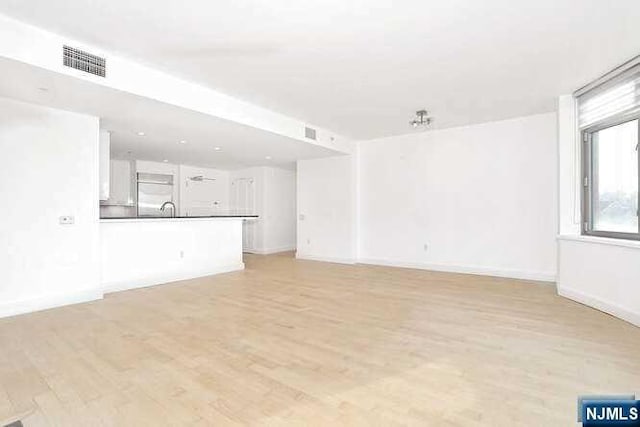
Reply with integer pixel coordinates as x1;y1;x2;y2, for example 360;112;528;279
100;218;244;292
296;155;358;264
0;97;101;318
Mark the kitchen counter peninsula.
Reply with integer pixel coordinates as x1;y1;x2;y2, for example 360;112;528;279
100;214;259;221
100;214;257;292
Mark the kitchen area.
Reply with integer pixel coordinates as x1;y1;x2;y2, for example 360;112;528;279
99;134;241;219
97;130;295;293
99;158;238;219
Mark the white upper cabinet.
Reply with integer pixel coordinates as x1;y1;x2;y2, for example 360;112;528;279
107;159;135;206
99;130;111;201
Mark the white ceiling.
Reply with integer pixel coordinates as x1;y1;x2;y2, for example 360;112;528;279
0;58;341;169
1;0;640;139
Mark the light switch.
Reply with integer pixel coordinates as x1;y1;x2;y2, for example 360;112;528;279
59;216;75;225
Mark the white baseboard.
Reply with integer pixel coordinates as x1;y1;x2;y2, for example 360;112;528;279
558;287;640;328
295;253;356;265
247;245;296;255
102;262;245;294
0;288;104;319
357;258;556;283
0;263;246;319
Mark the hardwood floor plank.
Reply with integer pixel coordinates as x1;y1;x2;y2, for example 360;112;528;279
0;253;638;425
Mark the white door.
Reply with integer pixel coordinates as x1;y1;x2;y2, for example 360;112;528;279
231;178;256;251
183;178;223;216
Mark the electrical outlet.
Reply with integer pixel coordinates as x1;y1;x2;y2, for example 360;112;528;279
423;243;428;252
59;215;75;225
307;238;311;245
180;250;184;259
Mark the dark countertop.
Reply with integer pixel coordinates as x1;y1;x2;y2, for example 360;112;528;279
101;214;259;220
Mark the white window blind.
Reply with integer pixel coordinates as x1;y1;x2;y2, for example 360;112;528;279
576;59;640;129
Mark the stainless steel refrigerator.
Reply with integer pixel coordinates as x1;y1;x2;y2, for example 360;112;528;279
136;173;175;217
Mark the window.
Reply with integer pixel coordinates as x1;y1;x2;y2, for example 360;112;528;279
583;119;639;239
578;59;640;240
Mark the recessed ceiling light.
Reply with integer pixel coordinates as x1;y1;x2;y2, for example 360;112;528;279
179;140;187;144
214;147;221;151
163;159;169;163
137;131;145;136
265;156;272;160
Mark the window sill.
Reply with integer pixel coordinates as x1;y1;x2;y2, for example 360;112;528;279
557;234;640;250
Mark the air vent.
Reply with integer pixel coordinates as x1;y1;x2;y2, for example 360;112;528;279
304;126;317;140
63;46;106;77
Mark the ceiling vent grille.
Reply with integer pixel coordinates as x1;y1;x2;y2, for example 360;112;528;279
304;126;317;140
63;46;106;77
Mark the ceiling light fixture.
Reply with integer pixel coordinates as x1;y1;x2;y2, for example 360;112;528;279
179;140;187;144
137;131;145;136
409;110;432;128
265;156;272;160
214;147;221;151
163;159;169;163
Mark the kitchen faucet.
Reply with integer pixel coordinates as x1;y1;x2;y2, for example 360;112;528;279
160;201;176;217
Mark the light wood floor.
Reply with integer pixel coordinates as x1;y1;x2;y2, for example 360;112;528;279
0;253;638;426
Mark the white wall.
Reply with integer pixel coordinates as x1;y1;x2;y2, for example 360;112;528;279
263;167;296;253
0;96;101;317
357;113;558;281
136;159;179;176
558;237;640;327
297;155;357;263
